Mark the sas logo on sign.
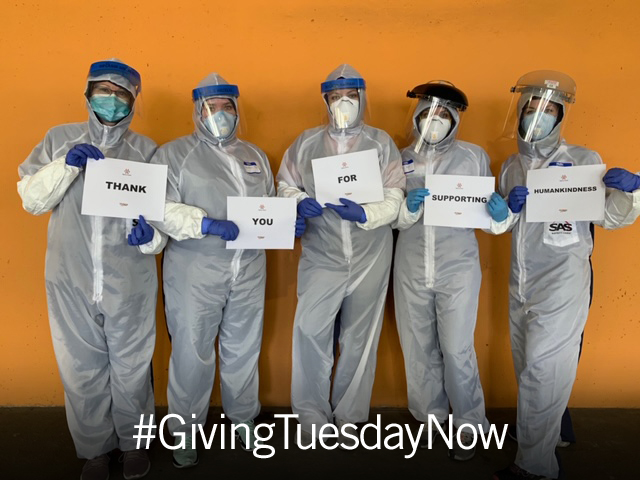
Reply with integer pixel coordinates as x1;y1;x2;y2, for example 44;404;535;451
549;221;573;232
258;204;266;212
456;183;463;189
123;169;131;176
560;174;568;182
341;162;349;169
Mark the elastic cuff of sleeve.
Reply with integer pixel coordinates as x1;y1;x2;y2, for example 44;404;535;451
202;217;214;235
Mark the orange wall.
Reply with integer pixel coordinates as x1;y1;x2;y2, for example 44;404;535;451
1;0;639;408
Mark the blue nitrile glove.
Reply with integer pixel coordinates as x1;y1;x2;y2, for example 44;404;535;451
128;215;154;246
603;167;640;192
297;197;323;218
325;198;366;223
295;216;306;237
65;143;104;168
487;192;509;222
202;217;239;241
508;186;529;213
406;188;430;213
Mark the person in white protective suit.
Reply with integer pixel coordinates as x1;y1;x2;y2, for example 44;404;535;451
492;70;640;480
393;81;515;461
276;64;406;443
17;59;164;480
148;73;303;468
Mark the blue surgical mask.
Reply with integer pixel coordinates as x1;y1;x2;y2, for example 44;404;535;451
90;94;131;123
204;110;236;139
520;112;557;141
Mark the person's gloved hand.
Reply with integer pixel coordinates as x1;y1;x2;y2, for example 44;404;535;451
128;215;154;246
202;218;239;241
295;216;306;238
487;192;509;222
406;188;430;213
508;186;529;213
65;143;104;168
603;167;640;192
325;198;366;223
297;198;323;218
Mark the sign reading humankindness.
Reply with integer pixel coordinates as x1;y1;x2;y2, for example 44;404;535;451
526;164;606;223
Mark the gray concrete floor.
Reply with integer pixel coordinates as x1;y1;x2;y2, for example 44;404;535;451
0;407;637;479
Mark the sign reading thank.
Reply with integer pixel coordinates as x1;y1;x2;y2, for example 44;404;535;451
81;158;167;221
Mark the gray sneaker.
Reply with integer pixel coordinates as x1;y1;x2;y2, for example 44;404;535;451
419;421;447;449
450;430;476;461
334;417;358;450
122;450;150;479
172;434;198;469
235;420;256;451
81;454;110;480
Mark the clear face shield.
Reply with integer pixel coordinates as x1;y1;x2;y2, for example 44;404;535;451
192;84;244;142
405;81;468;153
501;70;576;143
85;60;142;124
320;77;368;130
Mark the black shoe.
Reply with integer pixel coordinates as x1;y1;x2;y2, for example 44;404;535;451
507;424;571;448
493;463;555;480
81;454;110;480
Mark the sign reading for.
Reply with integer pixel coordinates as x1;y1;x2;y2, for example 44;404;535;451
311;149;384;206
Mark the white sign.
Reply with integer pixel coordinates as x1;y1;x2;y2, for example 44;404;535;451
82;158;168;221
226;197;297;250
423;174;495;229
312;149;384;206
526;164;606;222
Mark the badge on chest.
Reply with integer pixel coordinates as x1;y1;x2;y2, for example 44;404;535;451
244;161;261;174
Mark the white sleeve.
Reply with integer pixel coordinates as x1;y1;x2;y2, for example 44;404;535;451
357;187;404;231
137;225;168;255
276;180;309;202
151;201;208;241
484;206;520;235
17;157;80;215
392;199;423;231
595;185;640;230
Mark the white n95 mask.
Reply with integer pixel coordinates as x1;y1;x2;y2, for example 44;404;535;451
330;97;359;129
420;115;451;144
